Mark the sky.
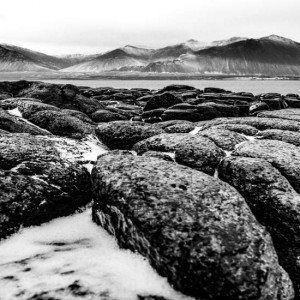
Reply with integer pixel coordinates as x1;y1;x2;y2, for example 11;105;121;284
0;0;300;55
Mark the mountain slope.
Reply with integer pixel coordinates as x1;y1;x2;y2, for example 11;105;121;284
140;35;300;75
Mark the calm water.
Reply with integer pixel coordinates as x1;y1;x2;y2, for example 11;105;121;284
40;79;300;95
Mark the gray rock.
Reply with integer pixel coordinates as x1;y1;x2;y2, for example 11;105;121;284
96;121;164;150
92;153;293;300
90;109;128;122
133;133;225;175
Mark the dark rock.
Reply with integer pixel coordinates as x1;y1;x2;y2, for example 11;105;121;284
262;98;285;110
0;108;50;135
0;134;93;239
249;101;269;114
286;93;299;98
0;93;12;100
232;139;300;193
201;124;259;136
203;87;227;93
27;110;95;139
198;128;248;151
90;109;128;122
133;133;225;175
92;153;293;300
285;98;300;108
62;109;96;125
96;121;164;150
143;93;183;112
0;97;42;110
219;156;300;298
142;108;166;120
157;85;196;93
257;109;300;122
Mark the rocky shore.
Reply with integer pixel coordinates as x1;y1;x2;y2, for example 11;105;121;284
1;80;300;299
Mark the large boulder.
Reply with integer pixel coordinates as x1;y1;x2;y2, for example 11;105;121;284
96;121;164;150
0;133;99;239
92;153;293;300
143;93;183;112
257;129;300;147
27;110;95;139
133;133;225;175
219;155;300;298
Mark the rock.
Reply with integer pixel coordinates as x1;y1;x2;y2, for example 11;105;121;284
154;120;194;129
0;108;50;135
203;87;227;93
142;108;166;120
262;98;285;110
133;133;225;175
197;117;300;132
92;153;293;300
286;94;299;98
0;129;9;134
285;98;300;108
15;101;60;119
62;109;96;125
249;101;269;114
143;93;183;112
198;128;248;151
257;109;300;122
162;103;239;122
141;151;175;162
0;133;94;239
96;121;164;150
201;124;259;136
219;156;300;297
90;109;128;122
232;140;300;193
157;85;196;93
27;110;95;139
0;97;42;110
257;129;300;147
0;93;12;100
164;123;195;133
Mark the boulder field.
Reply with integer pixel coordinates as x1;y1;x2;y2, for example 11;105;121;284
1;80;300;299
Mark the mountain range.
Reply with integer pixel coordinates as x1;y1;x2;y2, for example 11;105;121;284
1;35;300;76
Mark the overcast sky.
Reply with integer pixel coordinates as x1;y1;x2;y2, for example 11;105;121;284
0;0;299;55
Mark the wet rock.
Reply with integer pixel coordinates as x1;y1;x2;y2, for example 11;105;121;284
257;129;300;147
0;134;93;239
27;110;95;139
0;108;50;135
232;139;300;193
92;153;293;300
133;133;225;175
143;93;183;112
96;121;164;150
219;156;300;298
141;151;175;162
90;109;128;122
249;101;269;114
198;128;248;151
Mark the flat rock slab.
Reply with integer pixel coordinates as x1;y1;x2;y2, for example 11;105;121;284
133;133;225;175
96;121;164;150
92;153;293;300
258;109;300;122
257;129;300;147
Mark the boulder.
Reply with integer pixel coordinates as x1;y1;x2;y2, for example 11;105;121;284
249;101;269;114
62;109;96;125
257;129;300;147
96;121;164;150
27;110;95;139
164;123;195;133
90;109;128;122
141;151;175;162
0;133;94;239
157;85;196;93
133;133;225;175
143;93;183;112
0;108;50;135
203;87;227;93
92;153;293;300
219;156;300;297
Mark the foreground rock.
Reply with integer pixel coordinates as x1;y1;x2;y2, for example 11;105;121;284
0;133;106;239
92;153;293;300
96;121;164;150
133;133;225;175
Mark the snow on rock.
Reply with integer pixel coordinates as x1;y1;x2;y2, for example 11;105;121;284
0;209;192;300
189;127;201;135
7;107;23;118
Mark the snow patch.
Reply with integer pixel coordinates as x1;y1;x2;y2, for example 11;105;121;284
7;107;23;118
189;127;201;135
0;210;192;300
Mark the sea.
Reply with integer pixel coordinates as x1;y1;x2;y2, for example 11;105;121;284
0;76;300;94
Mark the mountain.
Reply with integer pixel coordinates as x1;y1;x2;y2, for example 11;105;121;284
138;35;300;76
61;47;150;72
